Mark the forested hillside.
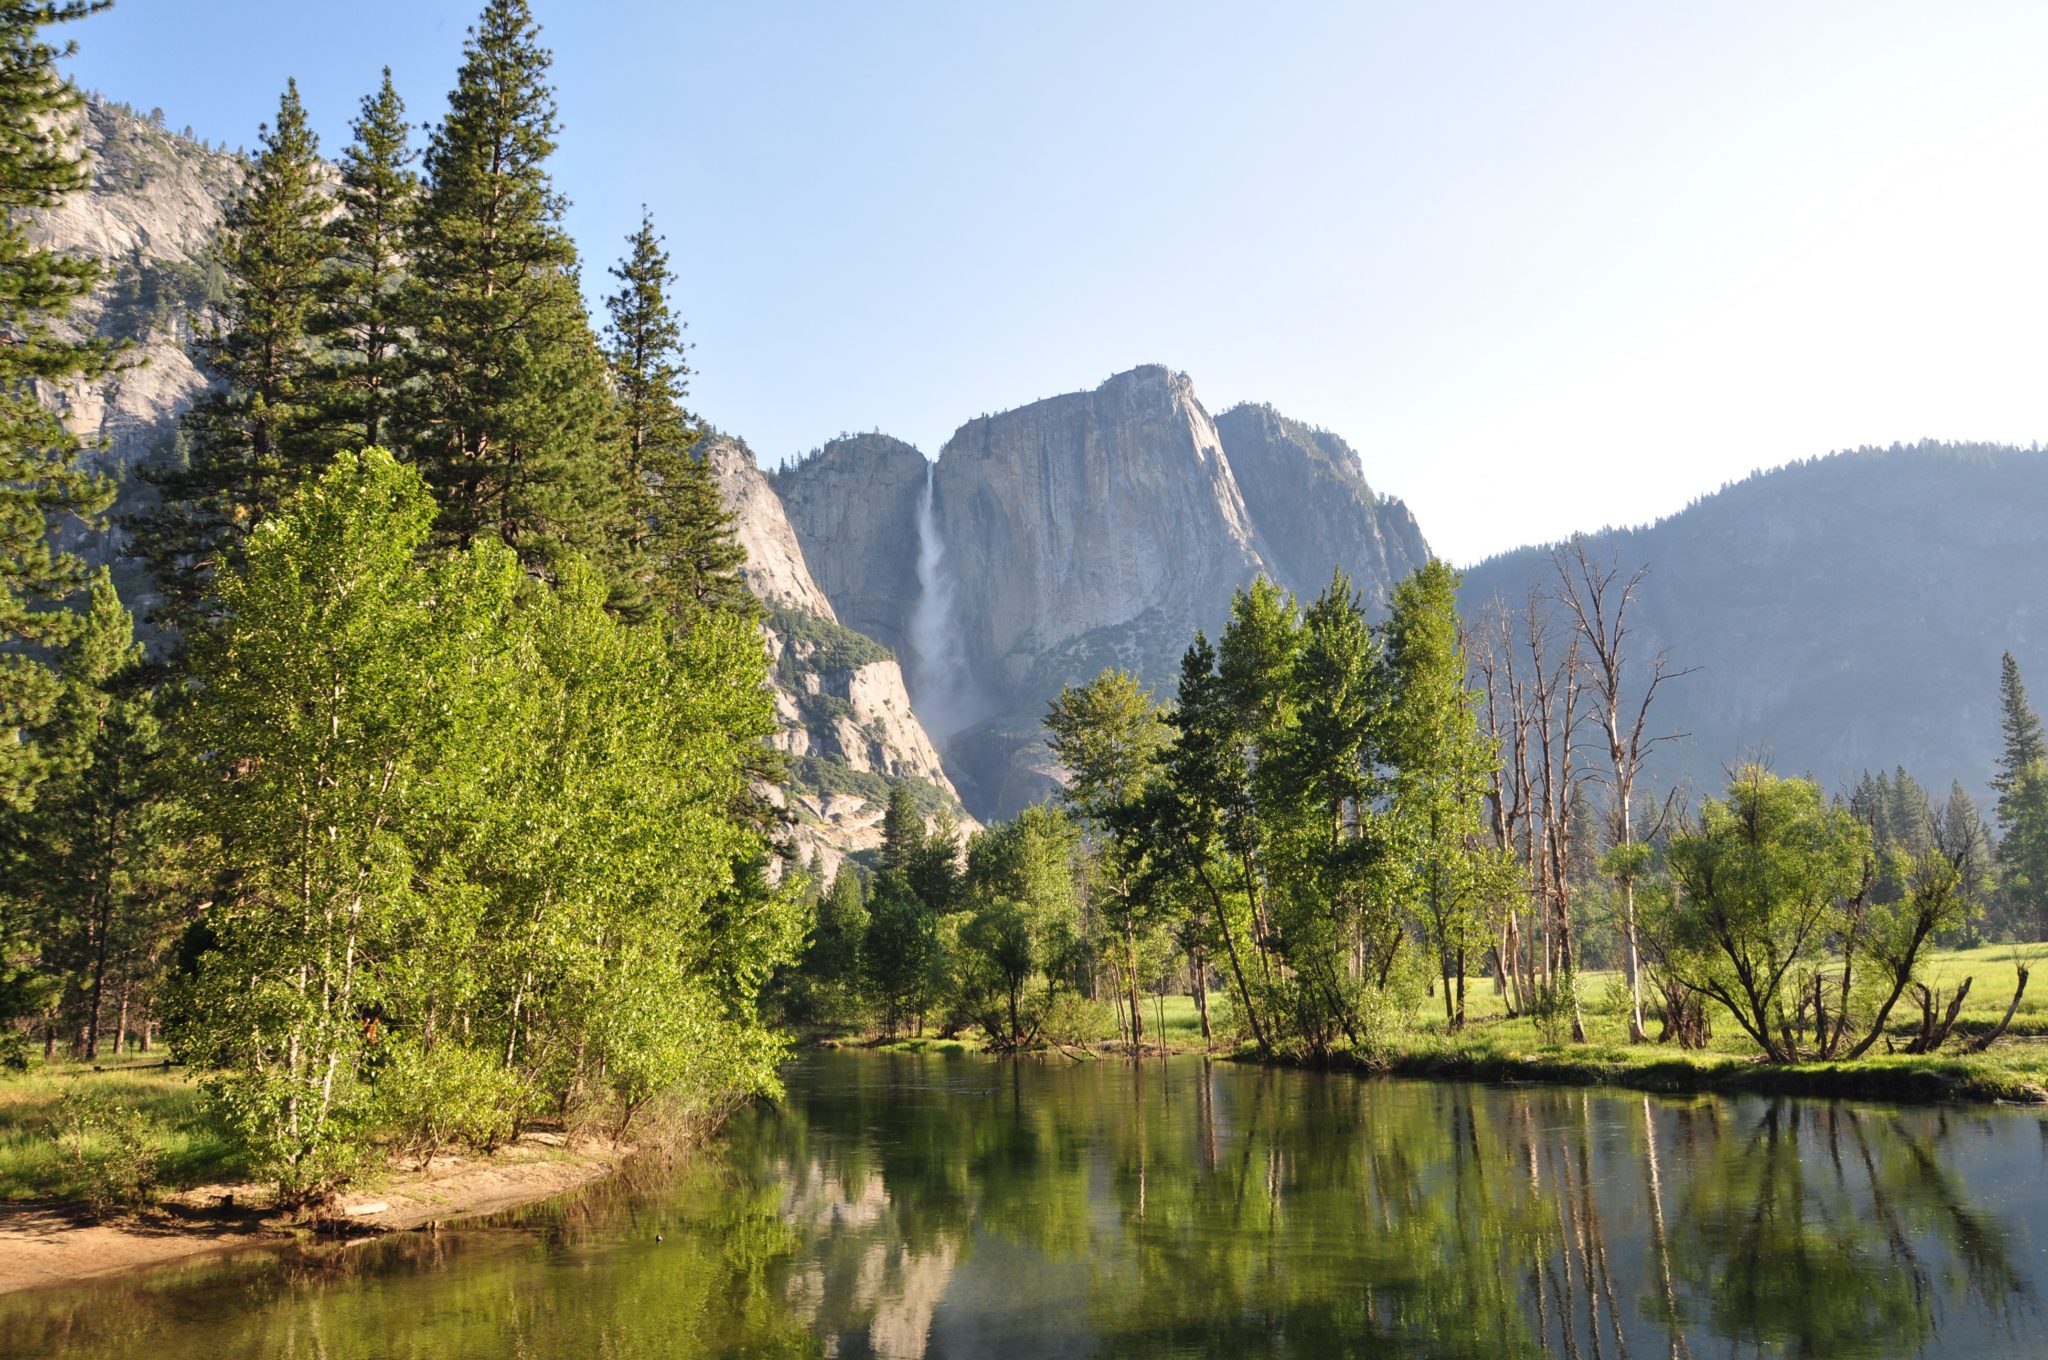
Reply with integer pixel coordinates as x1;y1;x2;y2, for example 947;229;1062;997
1460;442;2048;806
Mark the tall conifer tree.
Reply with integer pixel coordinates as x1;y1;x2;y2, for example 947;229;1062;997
310;68;416;452
0;0;119;810
133;79;331;631
1994;652;2048;938
601;209;746;619
401;0;624;577
9;570;168;1058
1993;652;2046;808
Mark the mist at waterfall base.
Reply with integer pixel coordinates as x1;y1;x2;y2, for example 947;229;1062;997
909;462;974;742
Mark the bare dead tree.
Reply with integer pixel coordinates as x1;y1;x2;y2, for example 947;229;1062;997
1555;539;1693;1043
1472;598;1537;1017
1525;587;1590;1041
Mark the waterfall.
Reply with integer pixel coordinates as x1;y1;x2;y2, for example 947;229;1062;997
910;462;967;739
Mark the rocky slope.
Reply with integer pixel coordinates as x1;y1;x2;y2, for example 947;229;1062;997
707;439;969;874
770;434;928;660
776;366;1433;817
1459;442;2048;807
29;98;243;606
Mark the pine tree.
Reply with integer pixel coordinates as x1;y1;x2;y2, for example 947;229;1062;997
12;570;169;1057
1993;652;2046;810
133;79;331;632
1993;654;2048;940
1938;781;1992;923
879;783;928;878
309;68;416;452
601;209;747;620
401;0;625;577
803;865;868;1010
0;0;119;810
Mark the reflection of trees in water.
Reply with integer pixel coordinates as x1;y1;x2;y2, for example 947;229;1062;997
1669;1100;2030;1357
753;1058;2037;1360
9;1058;2037;1360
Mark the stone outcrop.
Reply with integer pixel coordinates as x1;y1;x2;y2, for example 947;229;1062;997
1212;402;1430;613
703;435;837;617
772;434;928;659
28;99;243;607
932;366;1266;713
710;442;969;875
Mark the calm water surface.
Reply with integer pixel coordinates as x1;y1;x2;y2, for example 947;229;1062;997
6;1051;2047;1358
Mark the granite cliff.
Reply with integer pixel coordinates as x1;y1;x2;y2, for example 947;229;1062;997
705;438;968;874
777;366;1433;817
28;98;242;607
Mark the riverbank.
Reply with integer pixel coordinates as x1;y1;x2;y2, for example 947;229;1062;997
1368;1033;2048;1104
823;1004;2048;1106
0;1055;636;1296
0;1131;625;1296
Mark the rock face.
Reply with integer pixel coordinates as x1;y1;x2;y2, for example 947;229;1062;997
709;441;969;875
1459;441;2048;808
703;435;837;617
772;434;927;659
28;99;243;607
1212;402;1430;614
777;366;1433;819
933;367;1265;713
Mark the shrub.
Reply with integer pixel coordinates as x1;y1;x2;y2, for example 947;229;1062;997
376;1042;527;1168
49;1091;162;1216
1528;976;1582;1047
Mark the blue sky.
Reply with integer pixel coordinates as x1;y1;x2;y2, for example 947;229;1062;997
62;2;2048;563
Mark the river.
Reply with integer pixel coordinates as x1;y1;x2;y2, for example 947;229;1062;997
6;1051;2046;1358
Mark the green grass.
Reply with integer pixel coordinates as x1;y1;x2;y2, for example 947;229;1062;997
0;1054;242;1204
995;960;2048;1104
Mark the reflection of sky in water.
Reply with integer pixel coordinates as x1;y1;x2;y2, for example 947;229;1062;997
4;1053;2045;1359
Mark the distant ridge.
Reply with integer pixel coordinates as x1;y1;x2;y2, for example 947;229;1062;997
1459;441;2048;806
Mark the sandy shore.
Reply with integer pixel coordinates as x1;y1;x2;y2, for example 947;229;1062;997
0;1133;624;1296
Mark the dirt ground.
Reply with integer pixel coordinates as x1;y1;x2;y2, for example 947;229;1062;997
0;1134;621;1295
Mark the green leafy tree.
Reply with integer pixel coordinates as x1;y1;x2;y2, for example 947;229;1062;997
462;554;797;1129
908;807;964;916
1270;571;1399;1053
601;209;747;620
1383;560;1509;1029
1657;768;1871;1062
0;0;119;810
862;872;936;1037
400;0;625;578
954;803;1081;1048
171;447;796;1192
1160;633;1272;1056
308;68;417;452
170;449;468;1197
1045;667;1171;1049
133;80;331;631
